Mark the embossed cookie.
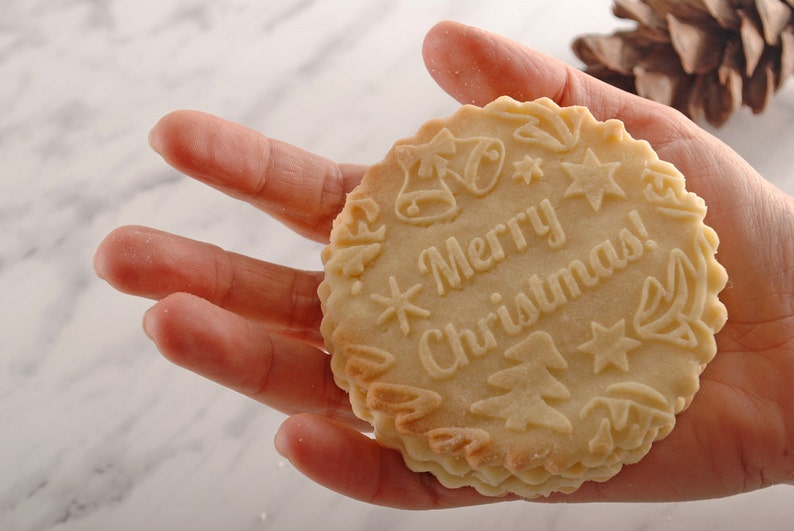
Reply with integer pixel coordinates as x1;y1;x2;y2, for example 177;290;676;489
318;96;728;498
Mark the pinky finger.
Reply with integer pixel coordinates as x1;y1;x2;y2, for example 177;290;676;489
274;413;506;510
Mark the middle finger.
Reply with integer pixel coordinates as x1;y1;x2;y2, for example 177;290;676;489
95;225;324;346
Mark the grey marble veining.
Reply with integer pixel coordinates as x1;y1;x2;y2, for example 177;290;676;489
3;1;793;530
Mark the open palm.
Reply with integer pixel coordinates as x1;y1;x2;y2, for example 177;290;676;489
95;21;794;508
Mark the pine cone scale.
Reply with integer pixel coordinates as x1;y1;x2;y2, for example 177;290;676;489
668;14;728;74
781;29;794;82
703;0;743;29
740;8;768;76
757;0;793;45
573;0;794;126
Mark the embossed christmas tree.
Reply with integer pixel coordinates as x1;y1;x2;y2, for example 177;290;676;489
470;331;573;433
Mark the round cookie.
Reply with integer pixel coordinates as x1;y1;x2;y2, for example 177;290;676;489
319;96;728;498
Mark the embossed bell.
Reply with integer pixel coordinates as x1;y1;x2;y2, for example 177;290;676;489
394;128;459;225
394;156;458;226
394;128;505;226
450;136;504;196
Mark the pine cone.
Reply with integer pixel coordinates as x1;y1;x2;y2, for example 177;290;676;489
572;0;794;126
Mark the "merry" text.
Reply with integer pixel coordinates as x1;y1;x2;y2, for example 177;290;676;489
418;198;565;296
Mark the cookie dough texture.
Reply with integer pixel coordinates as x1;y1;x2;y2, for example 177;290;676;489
318;96;728;498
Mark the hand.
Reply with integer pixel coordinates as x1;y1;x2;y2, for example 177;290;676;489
94;21;794;508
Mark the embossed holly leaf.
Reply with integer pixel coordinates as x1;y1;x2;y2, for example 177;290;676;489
470;331;573;433
641;160;707;218
340;344;395;384
366;382;442;434
486;97;585;152
324;197;386;280
580;382;675;455
324;243;383;278
425;427;494;467
335;197;386;245
634;248;705;348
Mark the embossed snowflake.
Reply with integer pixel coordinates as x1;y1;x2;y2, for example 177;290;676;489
370;276;430;336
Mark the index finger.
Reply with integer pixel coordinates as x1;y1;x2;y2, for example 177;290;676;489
422;21;698;149
148;110;366;242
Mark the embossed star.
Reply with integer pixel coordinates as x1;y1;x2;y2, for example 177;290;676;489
511;155;544;185
370;276;430;336
561;148;624;211
577;319;642;373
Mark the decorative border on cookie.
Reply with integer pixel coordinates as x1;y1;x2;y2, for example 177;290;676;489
320;97;727;498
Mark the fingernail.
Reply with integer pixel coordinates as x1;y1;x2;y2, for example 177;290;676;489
274;424;291;459
142;307;156;341
92;248;107;281
148;126;163;156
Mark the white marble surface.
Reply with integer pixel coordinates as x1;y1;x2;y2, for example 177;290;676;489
3;0;794;529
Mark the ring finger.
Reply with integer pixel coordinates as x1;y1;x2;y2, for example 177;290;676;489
144;291;365;429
